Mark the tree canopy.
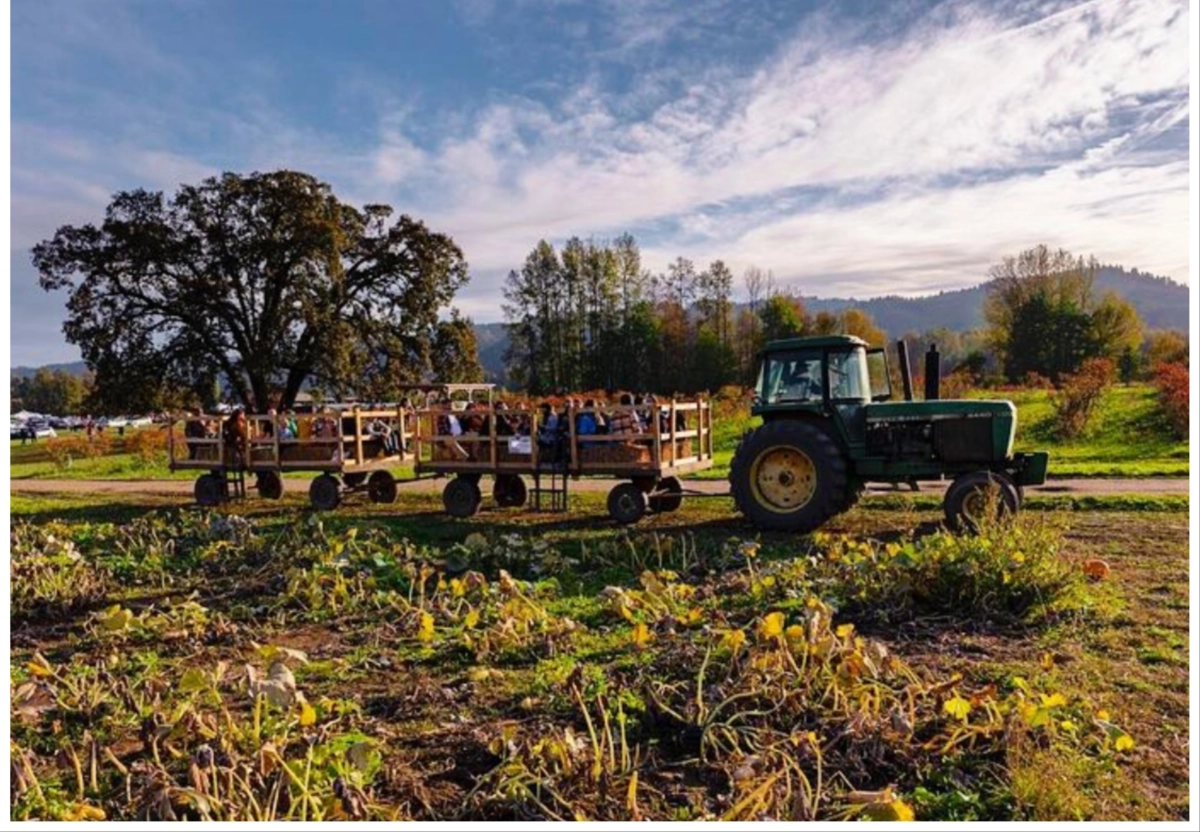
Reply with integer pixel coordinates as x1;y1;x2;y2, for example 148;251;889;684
33;170;480;412
984;244;1143;383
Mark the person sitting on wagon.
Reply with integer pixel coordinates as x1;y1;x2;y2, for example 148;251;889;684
184;408;208;459
368;416;399;455
576;399;600;447
609;393;642;438
493;401;515;436
436;398;470;461
222;408;249;466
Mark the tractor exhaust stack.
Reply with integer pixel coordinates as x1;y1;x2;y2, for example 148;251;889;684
896;340;914;402
925;344;940;400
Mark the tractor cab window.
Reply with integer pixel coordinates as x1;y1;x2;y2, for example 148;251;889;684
827;348;871;402
759;350;824;405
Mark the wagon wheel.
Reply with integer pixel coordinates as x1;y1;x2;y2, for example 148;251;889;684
443;477;482;518
493;474;527;508
607;482;648;525
309;474;341;511
194;473;225;507
648;476;684;513
367;470;398;504
256;471;284;500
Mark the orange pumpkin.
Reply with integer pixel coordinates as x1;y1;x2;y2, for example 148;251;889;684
1082;559;1111;581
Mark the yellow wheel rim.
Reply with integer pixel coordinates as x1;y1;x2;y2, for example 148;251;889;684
749;445;817;513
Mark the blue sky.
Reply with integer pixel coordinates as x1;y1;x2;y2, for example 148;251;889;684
8;0;1192;365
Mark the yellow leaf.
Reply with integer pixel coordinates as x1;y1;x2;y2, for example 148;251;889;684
418;612;435;643
1060;719;1078;732
298;698;317;727
1040;692;1067;709
721;629;747;651
1040;652;1054;670
1114;734;1135;752
631;622;652;649
836;623;855;639
450;578;465;597
1096;709;1111;721
98;605;133;632
943;695;972;721
179;669;208;693
864;798;916;822
463;609;480;629
785;625;804;640
27;657;54;678
757;612;785;640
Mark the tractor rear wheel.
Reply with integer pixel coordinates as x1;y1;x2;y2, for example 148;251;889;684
493;474;527;508
309;474;341;511
443;477;482;518
256;471;284;500
944;471;1019;532
367;471;398;504
729;420;847;532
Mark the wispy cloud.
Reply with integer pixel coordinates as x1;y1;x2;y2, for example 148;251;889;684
9;0;1191;359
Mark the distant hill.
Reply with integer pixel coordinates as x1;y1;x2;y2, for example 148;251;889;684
797;267;1189;337
12;268;1186;386
470;267;1188;380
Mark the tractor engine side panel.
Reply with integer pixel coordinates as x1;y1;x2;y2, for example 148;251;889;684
931;418;996;463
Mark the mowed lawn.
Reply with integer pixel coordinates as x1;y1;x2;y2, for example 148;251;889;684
9;488;1190;821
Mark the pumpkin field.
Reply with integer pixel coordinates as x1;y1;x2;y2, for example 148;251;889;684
8;489;1189;822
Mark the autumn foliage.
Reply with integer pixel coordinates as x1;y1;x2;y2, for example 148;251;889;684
1151;362;1189;438
1051;358;1115;439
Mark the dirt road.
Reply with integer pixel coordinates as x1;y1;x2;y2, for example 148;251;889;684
9;476;1191;497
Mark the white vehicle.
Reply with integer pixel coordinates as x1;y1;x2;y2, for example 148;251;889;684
107;416;129;429
126;416;153;428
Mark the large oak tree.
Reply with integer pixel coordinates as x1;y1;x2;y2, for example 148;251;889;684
33;170;478;411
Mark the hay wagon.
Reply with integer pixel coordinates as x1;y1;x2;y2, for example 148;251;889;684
167;405;414;509
408;396;715;524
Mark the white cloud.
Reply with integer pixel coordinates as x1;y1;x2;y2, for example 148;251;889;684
10;0;1191;340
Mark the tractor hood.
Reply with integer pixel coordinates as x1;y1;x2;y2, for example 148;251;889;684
864;399;1017;460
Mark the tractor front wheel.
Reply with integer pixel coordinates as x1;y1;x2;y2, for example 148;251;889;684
944;471;1019;532
729;420;847;532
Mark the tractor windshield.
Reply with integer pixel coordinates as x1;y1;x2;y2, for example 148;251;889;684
827;348;871;401
758;349;824;405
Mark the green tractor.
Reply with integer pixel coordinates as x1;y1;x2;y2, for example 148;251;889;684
730;335;1048;532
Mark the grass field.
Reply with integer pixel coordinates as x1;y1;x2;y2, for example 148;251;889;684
9;489;1189;821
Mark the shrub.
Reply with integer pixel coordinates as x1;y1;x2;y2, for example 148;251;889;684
939;369;977;399
1021;371;1054;390
1151;362;1189;438
808;511;1082;624
123;427;169;464
43;436;109;470
1050;358;1114;439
